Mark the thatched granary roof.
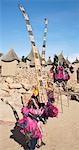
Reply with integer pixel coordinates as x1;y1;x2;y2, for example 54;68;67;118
26;49;42;67
72;58;79;64
1;49;20;62
46;57;53;65
0;52;3;57
65;57;70;65
58;52;66;64
26;49;34;61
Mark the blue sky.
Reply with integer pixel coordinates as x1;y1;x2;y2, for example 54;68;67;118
0;0;79;62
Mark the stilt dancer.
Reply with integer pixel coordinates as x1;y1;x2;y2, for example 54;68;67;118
18;3;47;102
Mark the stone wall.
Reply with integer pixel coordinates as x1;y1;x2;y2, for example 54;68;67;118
0;62;79;107
67;63;79;91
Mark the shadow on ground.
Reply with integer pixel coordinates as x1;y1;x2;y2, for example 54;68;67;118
10;124;29;150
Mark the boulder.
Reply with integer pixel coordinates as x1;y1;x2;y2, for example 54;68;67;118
0;89;9;97
9;83;22;89
0;83;9;92
18;88;26;94
5;77;13;84
21;83;31;90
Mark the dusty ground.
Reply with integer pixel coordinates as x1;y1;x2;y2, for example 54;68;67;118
0;97;79;150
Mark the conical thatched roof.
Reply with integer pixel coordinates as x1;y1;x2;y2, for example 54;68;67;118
26;49;34;61
65;57;70;65
58;52;66;64
47;57;53;65
1;49;20;62
72;58;79;64
0;52;3;57
26;49;42;67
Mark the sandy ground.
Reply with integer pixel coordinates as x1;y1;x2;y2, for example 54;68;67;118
0;97;79;150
